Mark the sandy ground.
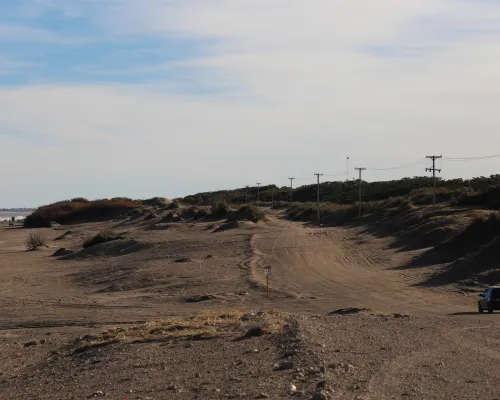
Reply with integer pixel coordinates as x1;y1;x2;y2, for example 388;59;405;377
0;211;499;399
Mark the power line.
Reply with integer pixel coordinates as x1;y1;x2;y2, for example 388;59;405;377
324;171;348;177
366;159;423;171
444;153;500;161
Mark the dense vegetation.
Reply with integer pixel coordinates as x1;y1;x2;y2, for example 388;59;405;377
181;175;500;209
24;199;140;228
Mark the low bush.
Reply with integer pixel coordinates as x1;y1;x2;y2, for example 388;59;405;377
141;197;171;208
71;197;90;203
211;201;230;218
83;231;125;248
229;205;266;222
25;232;48;251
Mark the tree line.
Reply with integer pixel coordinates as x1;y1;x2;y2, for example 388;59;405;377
181;175;500;209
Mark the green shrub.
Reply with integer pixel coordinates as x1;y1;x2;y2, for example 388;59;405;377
83;231;125;248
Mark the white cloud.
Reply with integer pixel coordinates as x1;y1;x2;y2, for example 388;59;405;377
0;55;34;75
0;24;84;44
2;0;500;206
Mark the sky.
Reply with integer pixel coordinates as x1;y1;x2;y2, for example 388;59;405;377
2;0;500;207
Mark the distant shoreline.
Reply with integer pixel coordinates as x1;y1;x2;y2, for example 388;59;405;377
0;209;34;212
0;211;32;222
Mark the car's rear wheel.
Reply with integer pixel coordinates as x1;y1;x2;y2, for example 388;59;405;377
488;304;494;314
478;303;484;313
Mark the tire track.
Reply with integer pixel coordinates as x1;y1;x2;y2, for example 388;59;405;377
0;277;27;295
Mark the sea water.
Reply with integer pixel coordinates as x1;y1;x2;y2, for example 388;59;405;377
0;211;32;222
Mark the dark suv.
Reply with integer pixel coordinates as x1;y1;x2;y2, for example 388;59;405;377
478;286;500;313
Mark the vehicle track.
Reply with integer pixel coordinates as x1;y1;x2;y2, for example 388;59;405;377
252;215;472;315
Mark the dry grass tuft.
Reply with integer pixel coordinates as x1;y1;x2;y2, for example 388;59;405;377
71;310;286;354
25;232;48;251
83;230;125;248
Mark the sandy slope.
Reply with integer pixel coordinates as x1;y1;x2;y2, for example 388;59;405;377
251;214;471;316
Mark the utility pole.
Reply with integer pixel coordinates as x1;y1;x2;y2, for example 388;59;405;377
314;173;323;224
355;167;366;216
256;182;261;203
347;157;349;181
425;155;442;207
288;177;295;203
245;185;249;204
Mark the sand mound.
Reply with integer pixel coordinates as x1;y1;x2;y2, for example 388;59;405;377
185;294;227;302
159;212;182;223
174;257;193;263
145;223;177;231
60;239;147;260
212;220;259;233
51;248;75;257
328;307;371;315
141;197;172;208
212;221;244;232
212;220;261;233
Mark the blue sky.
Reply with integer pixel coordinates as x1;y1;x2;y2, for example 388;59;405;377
2;0;500;207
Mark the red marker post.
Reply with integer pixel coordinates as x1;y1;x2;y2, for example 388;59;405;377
264;266;272;299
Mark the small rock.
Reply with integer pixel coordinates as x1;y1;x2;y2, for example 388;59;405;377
312;390;329;400
287;383;297;395
236;291;249;296
316;380;327;390
40;339;46;345
254;394;269;399
393;313;411;319
241;313;256;321
437;361;445;366
284;349;297;357
276;360;294;370
307;366;320;375
88;390;106;398
293;372;305;380
319;366;327;374
184;342;194;349
166;385;178;391
23;341;37;348
244;327;265;339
